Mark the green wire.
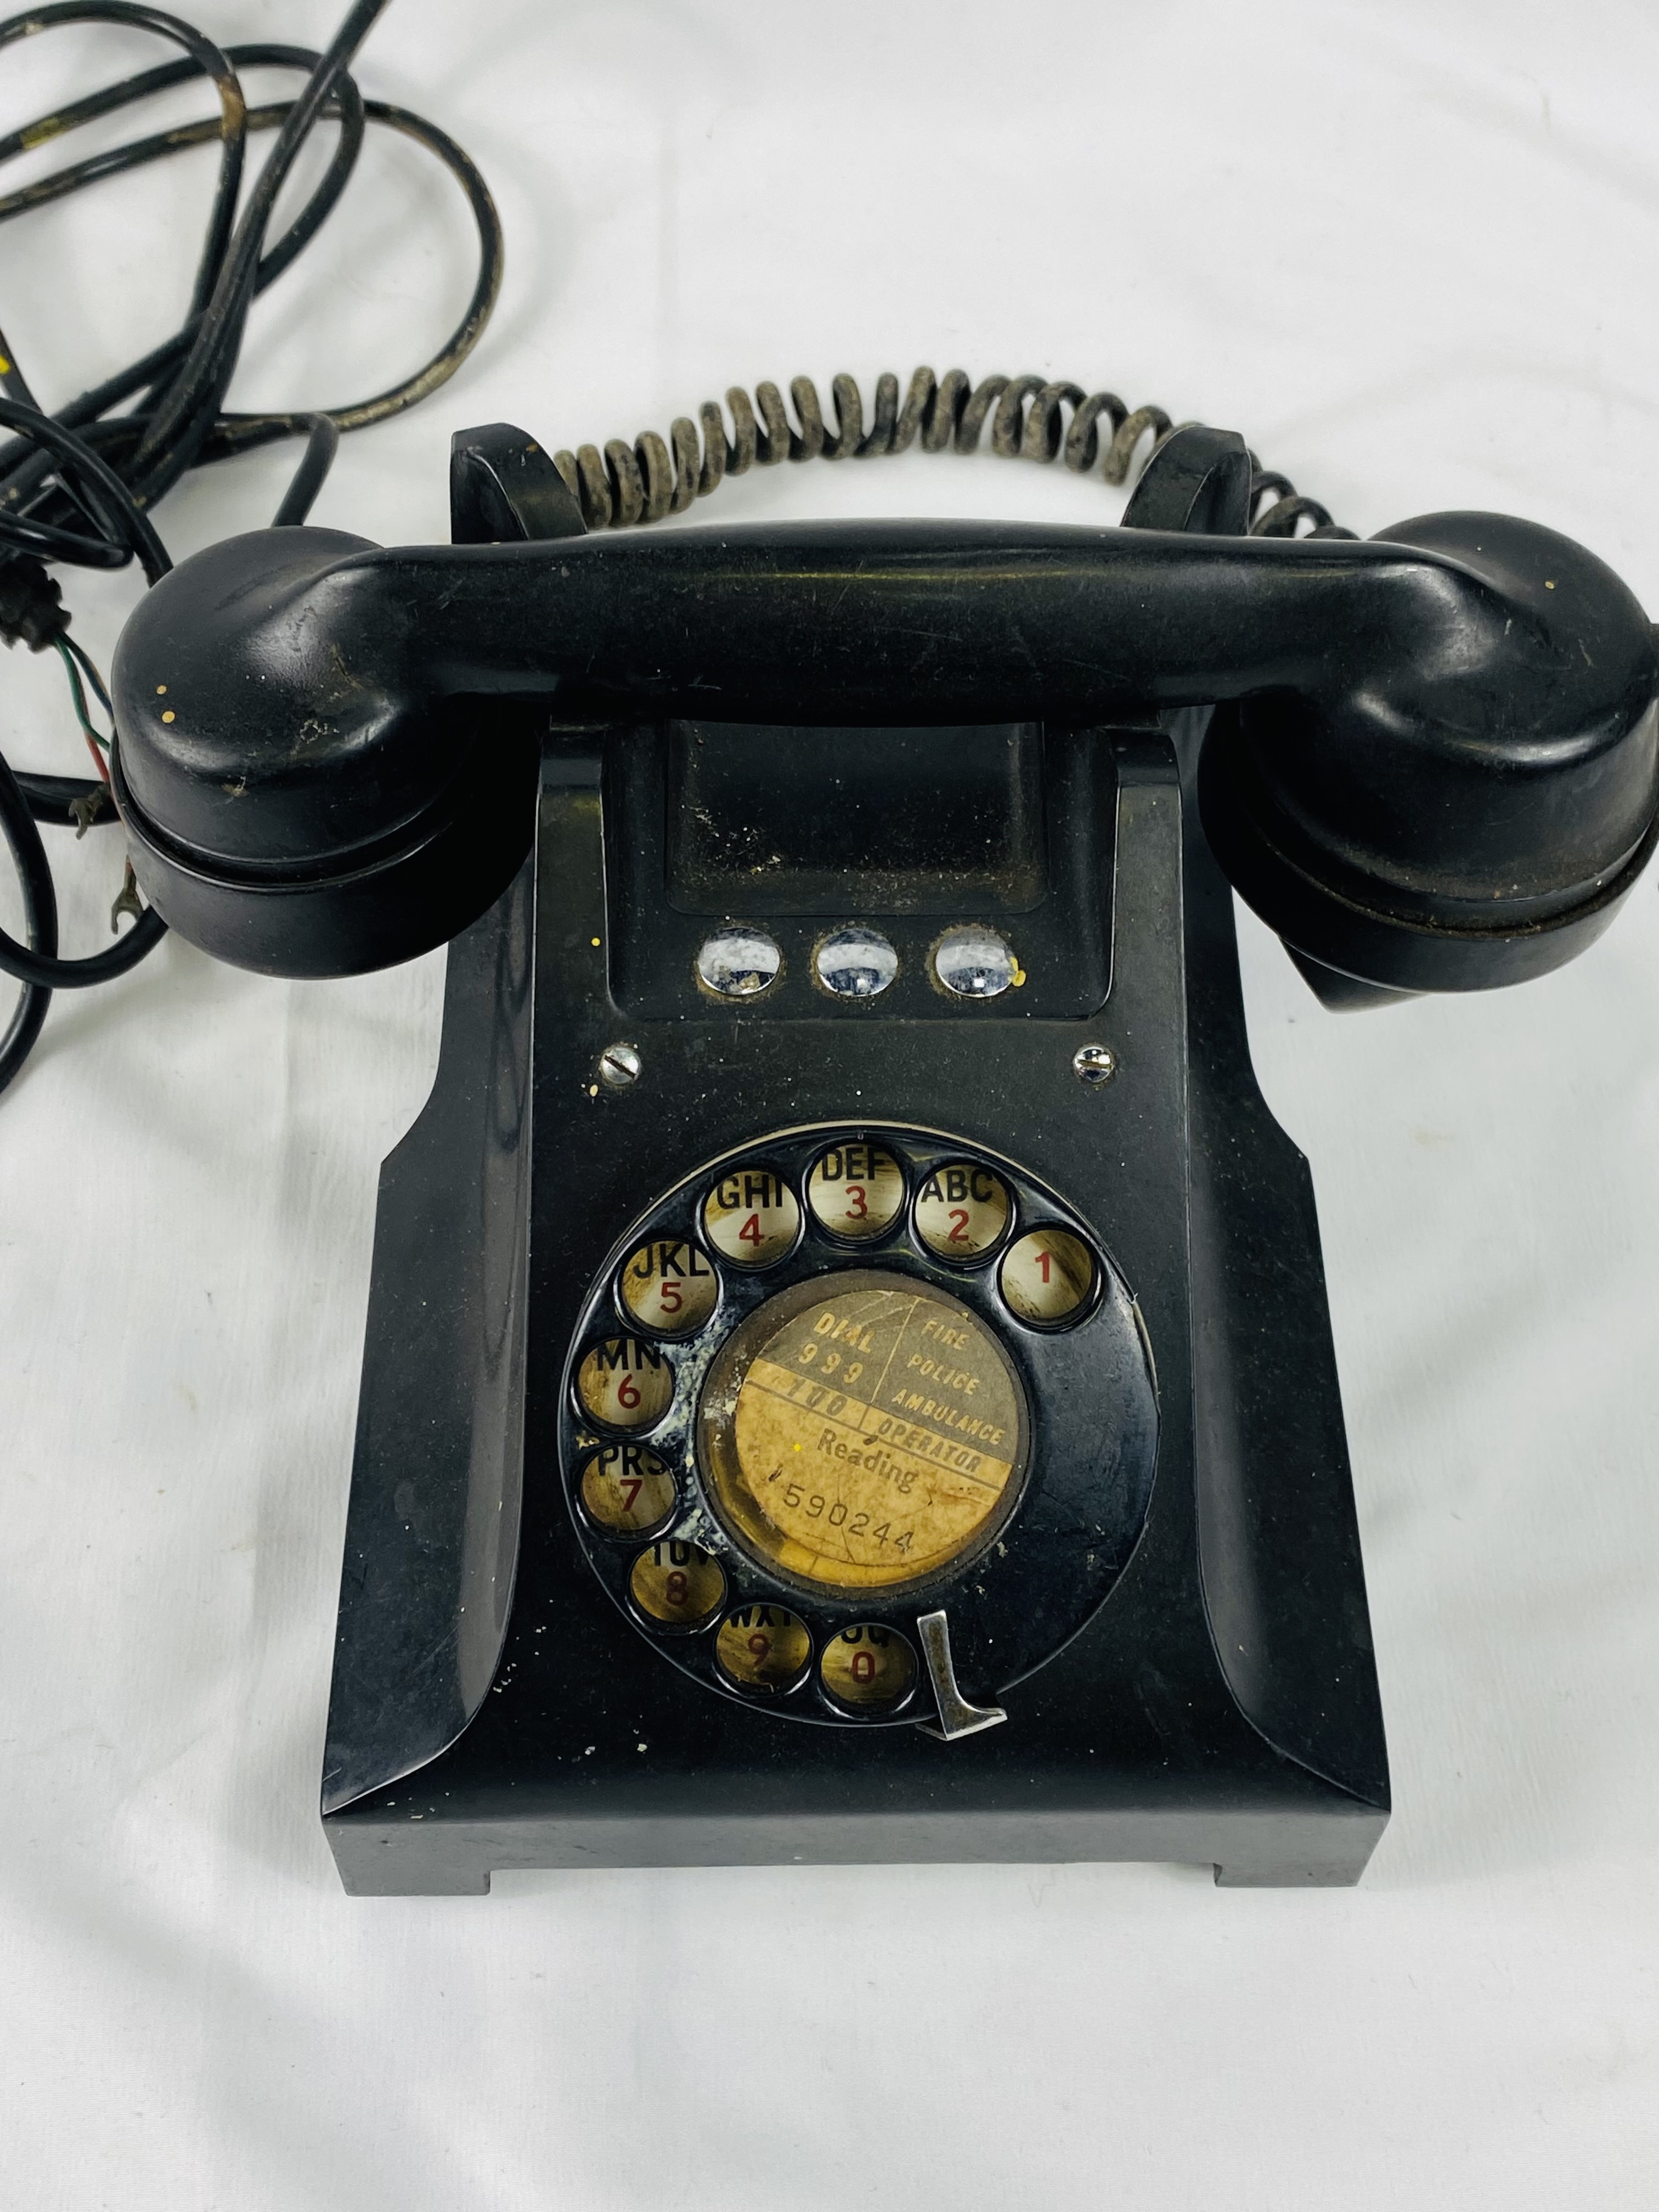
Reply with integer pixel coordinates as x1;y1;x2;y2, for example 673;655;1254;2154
54;634;112;754
64;632;114;718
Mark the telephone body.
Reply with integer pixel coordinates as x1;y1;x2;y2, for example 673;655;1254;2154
106;424;1659;1892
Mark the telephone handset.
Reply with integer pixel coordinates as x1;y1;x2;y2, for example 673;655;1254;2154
110;422;1659;1006
103;421;1658;1893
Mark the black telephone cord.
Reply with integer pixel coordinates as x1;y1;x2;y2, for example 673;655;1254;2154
0;751;57;1085
0;0;503;1096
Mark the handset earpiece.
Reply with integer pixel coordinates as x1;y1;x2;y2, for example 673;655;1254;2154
106;426;586;980
1120;428;1659;1003
107;520;542;980
1198;510;1659;1001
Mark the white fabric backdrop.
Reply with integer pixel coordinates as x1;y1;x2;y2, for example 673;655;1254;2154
3;3;1658;2205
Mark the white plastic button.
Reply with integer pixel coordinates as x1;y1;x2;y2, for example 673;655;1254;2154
696;927;781;997
933;924;1017;998
813;926;898;998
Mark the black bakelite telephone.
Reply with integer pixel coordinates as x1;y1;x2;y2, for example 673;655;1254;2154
5;4;1657;1894
100;421;1656;1897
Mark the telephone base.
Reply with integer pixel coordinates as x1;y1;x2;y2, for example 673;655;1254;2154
328;1808;1386;1898
321;717;1390;1893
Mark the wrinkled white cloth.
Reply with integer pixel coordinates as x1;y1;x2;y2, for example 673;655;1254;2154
3;3;1657;2205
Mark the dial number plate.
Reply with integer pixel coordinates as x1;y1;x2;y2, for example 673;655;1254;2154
558;1123;1155;1729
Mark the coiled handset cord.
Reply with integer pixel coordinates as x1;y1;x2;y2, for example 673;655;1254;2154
0;0;1342;1103
551;366;1347;541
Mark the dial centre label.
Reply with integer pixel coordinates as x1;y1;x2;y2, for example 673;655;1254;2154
700;1273;1028;1592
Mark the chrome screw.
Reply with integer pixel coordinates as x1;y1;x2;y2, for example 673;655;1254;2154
1073;1044;1117;1086
598;1041;642;1089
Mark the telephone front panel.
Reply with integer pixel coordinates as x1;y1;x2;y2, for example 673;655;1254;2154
318;712;1391;1893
